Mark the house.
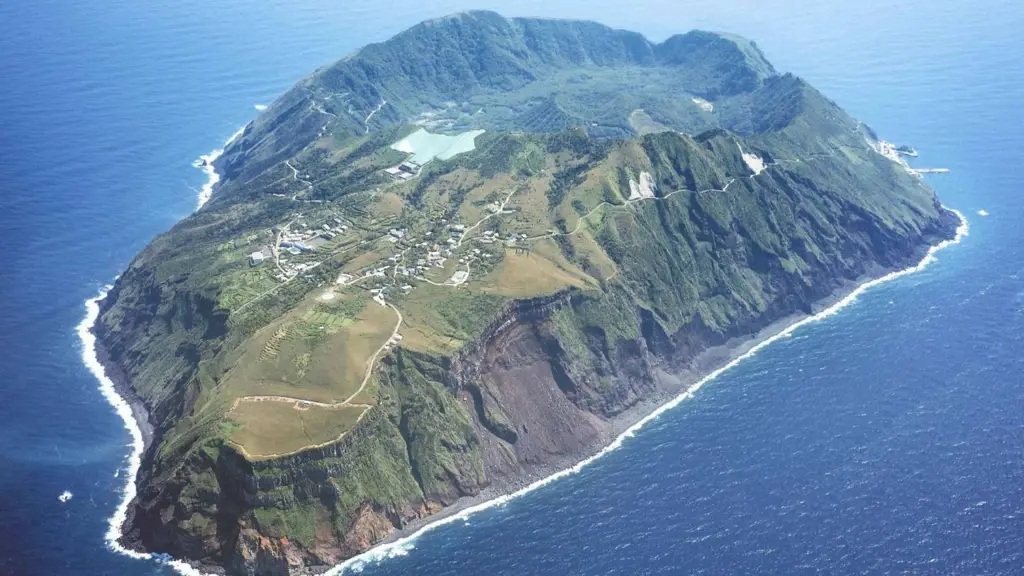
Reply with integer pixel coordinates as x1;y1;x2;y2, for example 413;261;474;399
249;251;265;266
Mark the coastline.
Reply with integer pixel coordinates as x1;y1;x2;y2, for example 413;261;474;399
79;289;208;576
194;126;246;209
84;206;967;576
79;124;968;575
318;208;969;575
79;127;250;576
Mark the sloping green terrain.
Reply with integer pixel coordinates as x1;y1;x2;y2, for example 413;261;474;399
96;11;958;575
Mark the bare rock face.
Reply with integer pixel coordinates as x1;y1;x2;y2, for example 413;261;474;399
341;505;398;554
231;529;289;576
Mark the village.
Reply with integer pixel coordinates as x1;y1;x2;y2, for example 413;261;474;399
242;175;528;314
232;124;549;312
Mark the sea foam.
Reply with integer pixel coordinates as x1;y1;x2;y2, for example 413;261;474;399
194;126;245;209
83;209;967;576
80;124;251;575
80;288;215;575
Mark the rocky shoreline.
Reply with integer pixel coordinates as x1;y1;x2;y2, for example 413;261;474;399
295;207;964;574
98;201;962;576
94;336;156;450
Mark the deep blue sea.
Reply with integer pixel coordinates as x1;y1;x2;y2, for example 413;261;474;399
2;1;1022;574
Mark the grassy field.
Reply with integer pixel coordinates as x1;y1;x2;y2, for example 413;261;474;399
628;109;672;135
228;400;368;458
218;292;397;404
477;250;591;297
397;283;506;354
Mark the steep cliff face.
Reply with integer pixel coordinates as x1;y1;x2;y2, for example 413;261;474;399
94;11;960;576
450;209;959;491
105;200;957;575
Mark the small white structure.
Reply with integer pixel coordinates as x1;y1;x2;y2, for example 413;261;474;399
446;270;470;286
249;251;265;266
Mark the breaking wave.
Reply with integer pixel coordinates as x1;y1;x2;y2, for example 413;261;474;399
79;287;216;575
193;126;245;209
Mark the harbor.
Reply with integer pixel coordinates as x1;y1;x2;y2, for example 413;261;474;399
875;139;948;177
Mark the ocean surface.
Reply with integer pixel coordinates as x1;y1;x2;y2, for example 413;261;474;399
1;0;1021;574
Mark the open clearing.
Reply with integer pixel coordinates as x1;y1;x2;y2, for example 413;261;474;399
478;250;591;297
221;293;396;404
228;401;368;459
222;294;400;458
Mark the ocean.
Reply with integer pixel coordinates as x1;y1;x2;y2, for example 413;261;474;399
1;0;1021;574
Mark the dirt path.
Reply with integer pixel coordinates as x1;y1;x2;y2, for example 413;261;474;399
231;395;374;411
349;302;402;403
309;99;337;118
456;187;519;249
228;405;375;460
364;99;387;133
285;159;314;200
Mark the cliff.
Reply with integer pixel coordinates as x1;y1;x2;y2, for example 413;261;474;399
95;11;959;575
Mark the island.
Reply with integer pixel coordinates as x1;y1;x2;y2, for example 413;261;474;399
94;11;960;575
